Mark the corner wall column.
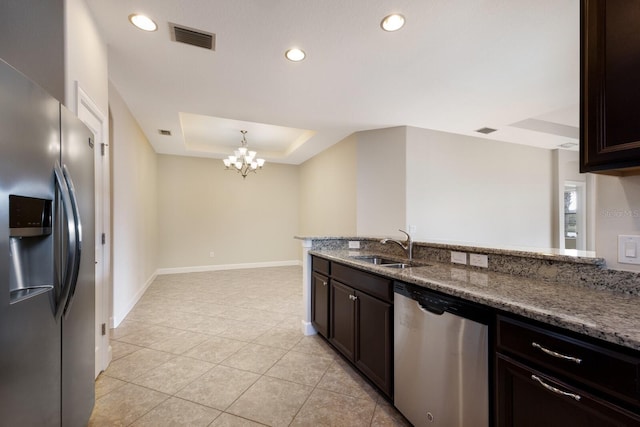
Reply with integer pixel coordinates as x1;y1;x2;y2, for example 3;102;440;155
300;239;317;335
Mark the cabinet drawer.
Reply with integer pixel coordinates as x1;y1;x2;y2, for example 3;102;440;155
312;256;330;276
497;315;640;404
496;354;640;426
331;263;392;302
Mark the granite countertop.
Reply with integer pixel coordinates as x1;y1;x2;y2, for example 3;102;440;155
310;249;640;352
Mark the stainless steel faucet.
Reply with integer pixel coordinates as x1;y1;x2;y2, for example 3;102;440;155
381;229;413;260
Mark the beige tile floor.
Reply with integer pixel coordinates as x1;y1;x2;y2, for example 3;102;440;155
90;266;411;426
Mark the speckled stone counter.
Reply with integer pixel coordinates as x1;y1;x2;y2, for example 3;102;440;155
298;238;640;352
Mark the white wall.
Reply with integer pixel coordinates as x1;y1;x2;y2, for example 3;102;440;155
356;127;407;236
64;0;108;115
406;127;553;248
156;154;300;269
299;134;357;236
109;82;158;326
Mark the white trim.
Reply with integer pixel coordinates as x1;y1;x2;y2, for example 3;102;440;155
300;239;317;336
112;272;158;327
76;82;111;377
156;260;301;275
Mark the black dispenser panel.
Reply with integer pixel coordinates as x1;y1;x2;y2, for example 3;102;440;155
9;195;52;237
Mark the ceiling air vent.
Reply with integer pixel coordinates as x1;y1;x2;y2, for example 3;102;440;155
170;23;215;50
475;127;498;134
159;129;172;136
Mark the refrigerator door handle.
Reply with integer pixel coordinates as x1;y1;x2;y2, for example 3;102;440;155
54;162;77;320
61;164;82;315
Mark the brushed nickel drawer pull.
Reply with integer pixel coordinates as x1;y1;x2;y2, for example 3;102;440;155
322;281;327;286
532;342;582;364
531;374;581;401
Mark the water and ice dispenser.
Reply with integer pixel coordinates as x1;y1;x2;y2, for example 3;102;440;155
9;195;54;303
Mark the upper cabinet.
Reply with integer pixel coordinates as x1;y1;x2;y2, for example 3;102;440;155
581;0;640;174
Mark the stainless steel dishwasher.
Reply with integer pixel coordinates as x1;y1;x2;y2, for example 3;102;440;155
394;281;490;427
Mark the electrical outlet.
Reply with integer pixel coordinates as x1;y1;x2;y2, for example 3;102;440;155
409;225;417;233
451;251;467;265
348;241;361;249
469;253;488;268
209;251;215;258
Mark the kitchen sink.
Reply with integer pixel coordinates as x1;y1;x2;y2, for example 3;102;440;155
382;263;412;269
351;255;401;265
351;255;426;269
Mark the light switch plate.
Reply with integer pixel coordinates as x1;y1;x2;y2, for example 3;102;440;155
451;251;467;265
348;241;361;249
618;235;640;264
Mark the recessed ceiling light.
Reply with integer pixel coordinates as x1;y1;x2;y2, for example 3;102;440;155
381;14;405;32
129;14;158;32
285;48;306;62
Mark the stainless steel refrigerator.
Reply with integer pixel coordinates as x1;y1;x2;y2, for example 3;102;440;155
0;58;95;426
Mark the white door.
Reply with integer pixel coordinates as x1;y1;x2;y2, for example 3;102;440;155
76;84;111;376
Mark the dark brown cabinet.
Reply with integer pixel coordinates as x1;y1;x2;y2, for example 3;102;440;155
311;256;330;338
311;256;394;398
581;0;640;174
329;280;356;360
354;289;393;396
311;272;329;338
329;279;393;397
497;355;640;427
496;315;640;426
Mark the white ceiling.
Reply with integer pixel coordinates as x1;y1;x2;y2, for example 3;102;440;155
86;0;580;165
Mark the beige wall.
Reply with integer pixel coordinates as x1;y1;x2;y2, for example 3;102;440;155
64;0;109;115
157;155;300;269
356;127;407;236
406;127;554;248
299;134;357;236
596;174;640;271
109;82;159;326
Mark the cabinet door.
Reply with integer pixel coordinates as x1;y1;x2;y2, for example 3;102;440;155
311;272;329;338
329;280;355;360
581;0;640;173
496;355;640;427
355;290;393;397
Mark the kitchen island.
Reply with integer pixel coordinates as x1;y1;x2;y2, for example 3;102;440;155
297;236;640;426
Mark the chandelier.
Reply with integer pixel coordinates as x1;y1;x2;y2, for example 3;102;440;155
222;130;265;179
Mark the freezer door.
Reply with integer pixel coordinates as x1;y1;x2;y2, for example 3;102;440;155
0;60;62;425
60;105;95;427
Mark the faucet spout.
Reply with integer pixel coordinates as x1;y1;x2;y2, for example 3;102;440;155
380;229;413;260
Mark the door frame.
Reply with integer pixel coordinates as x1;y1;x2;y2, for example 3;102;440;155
75;82;111;376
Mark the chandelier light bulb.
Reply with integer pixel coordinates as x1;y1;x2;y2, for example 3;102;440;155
222;130;266;179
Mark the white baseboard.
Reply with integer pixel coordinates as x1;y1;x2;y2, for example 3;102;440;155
112;271;157;327
155;259;301;275
301;320;317;336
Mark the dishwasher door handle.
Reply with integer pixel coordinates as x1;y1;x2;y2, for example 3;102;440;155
417;301;445;315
